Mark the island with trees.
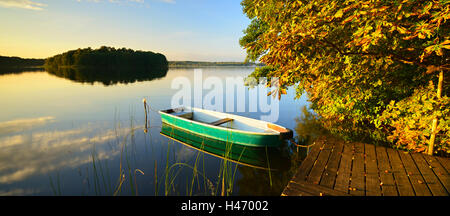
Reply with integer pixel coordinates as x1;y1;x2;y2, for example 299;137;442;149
44;46;168;70
43;46;169;85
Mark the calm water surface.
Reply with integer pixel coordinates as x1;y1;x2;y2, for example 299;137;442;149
0;67;313;196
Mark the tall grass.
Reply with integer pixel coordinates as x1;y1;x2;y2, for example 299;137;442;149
159;120;268;196
78;106;148;196
49;171;61;196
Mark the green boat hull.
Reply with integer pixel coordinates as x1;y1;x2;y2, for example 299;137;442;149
160;111;281;147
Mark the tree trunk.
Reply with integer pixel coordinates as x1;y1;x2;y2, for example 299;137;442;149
428;70;443;155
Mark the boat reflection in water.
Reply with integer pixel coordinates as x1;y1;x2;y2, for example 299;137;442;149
160;123;289;171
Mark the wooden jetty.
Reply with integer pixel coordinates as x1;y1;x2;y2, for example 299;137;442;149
282;136;449;196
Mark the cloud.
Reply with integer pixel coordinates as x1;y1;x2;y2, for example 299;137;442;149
0;0;46;10
0;122;142;184
76;0;175;4
76;0;145;3
175;145;196;162
0;0;173;11
159;0;175;3
0;116;55;135
0;188;39;196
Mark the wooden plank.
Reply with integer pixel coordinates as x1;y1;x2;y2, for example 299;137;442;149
376;146;398;196
283;135;450;197
410;153;448;196
422;154;450;194
320;140;344;188
398;152;431;196
283;180;351;196
209;118;233;126
290;139;325;183
307;141;333;185
386;148;415;196
281;182;316;196
436;157;450;174
364;143;381;196
350;142;365;196
334;142;354;194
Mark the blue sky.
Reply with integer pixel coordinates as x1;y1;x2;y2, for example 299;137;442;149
0;0;250;61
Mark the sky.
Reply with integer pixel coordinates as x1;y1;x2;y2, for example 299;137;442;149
0;0;251;61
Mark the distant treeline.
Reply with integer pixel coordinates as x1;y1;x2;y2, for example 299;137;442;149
1;48;262;76
169;61;264;68
44;46;168;70
0;56;44;68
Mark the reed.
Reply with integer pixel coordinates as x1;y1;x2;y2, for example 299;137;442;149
158;119;278;196
109;106;148;196
113;125;144;196
49;172;61;196
46;101;159;196
160;127;215;196
265;146;273;187
154;160;158;195
188;139;206;196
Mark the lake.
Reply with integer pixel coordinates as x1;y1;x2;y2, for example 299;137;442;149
0;67;317;196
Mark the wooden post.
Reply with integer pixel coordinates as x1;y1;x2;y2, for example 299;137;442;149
428;70;443;155
143;98;148;133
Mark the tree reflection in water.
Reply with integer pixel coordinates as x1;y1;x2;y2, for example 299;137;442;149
46;66;168;86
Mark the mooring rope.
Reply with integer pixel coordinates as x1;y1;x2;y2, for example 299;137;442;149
289;138;316;149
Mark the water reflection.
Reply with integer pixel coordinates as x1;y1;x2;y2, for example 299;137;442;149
0;67;318;196
0;116;55;134
160;123;287;170
231;106;332;195
294;106;330;146
0;67;44;75
46;66;168;86
160;122;296;195
0;116;139;191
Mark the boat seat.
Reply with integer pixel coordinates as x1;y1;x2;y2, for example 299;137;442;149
209;118;233;126
267;123;293;139
176;112;193;120
267;123;289;132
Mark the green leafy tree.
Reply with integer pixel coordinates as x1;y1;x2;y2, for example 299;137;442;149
240;0;449;155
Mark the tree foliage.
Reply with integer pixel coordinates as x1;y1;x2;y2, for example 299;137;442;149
44;46;168;70
240;0;449;154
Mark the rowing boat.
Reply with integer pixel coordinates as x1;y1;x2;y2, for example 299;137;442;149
159;107;293;147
